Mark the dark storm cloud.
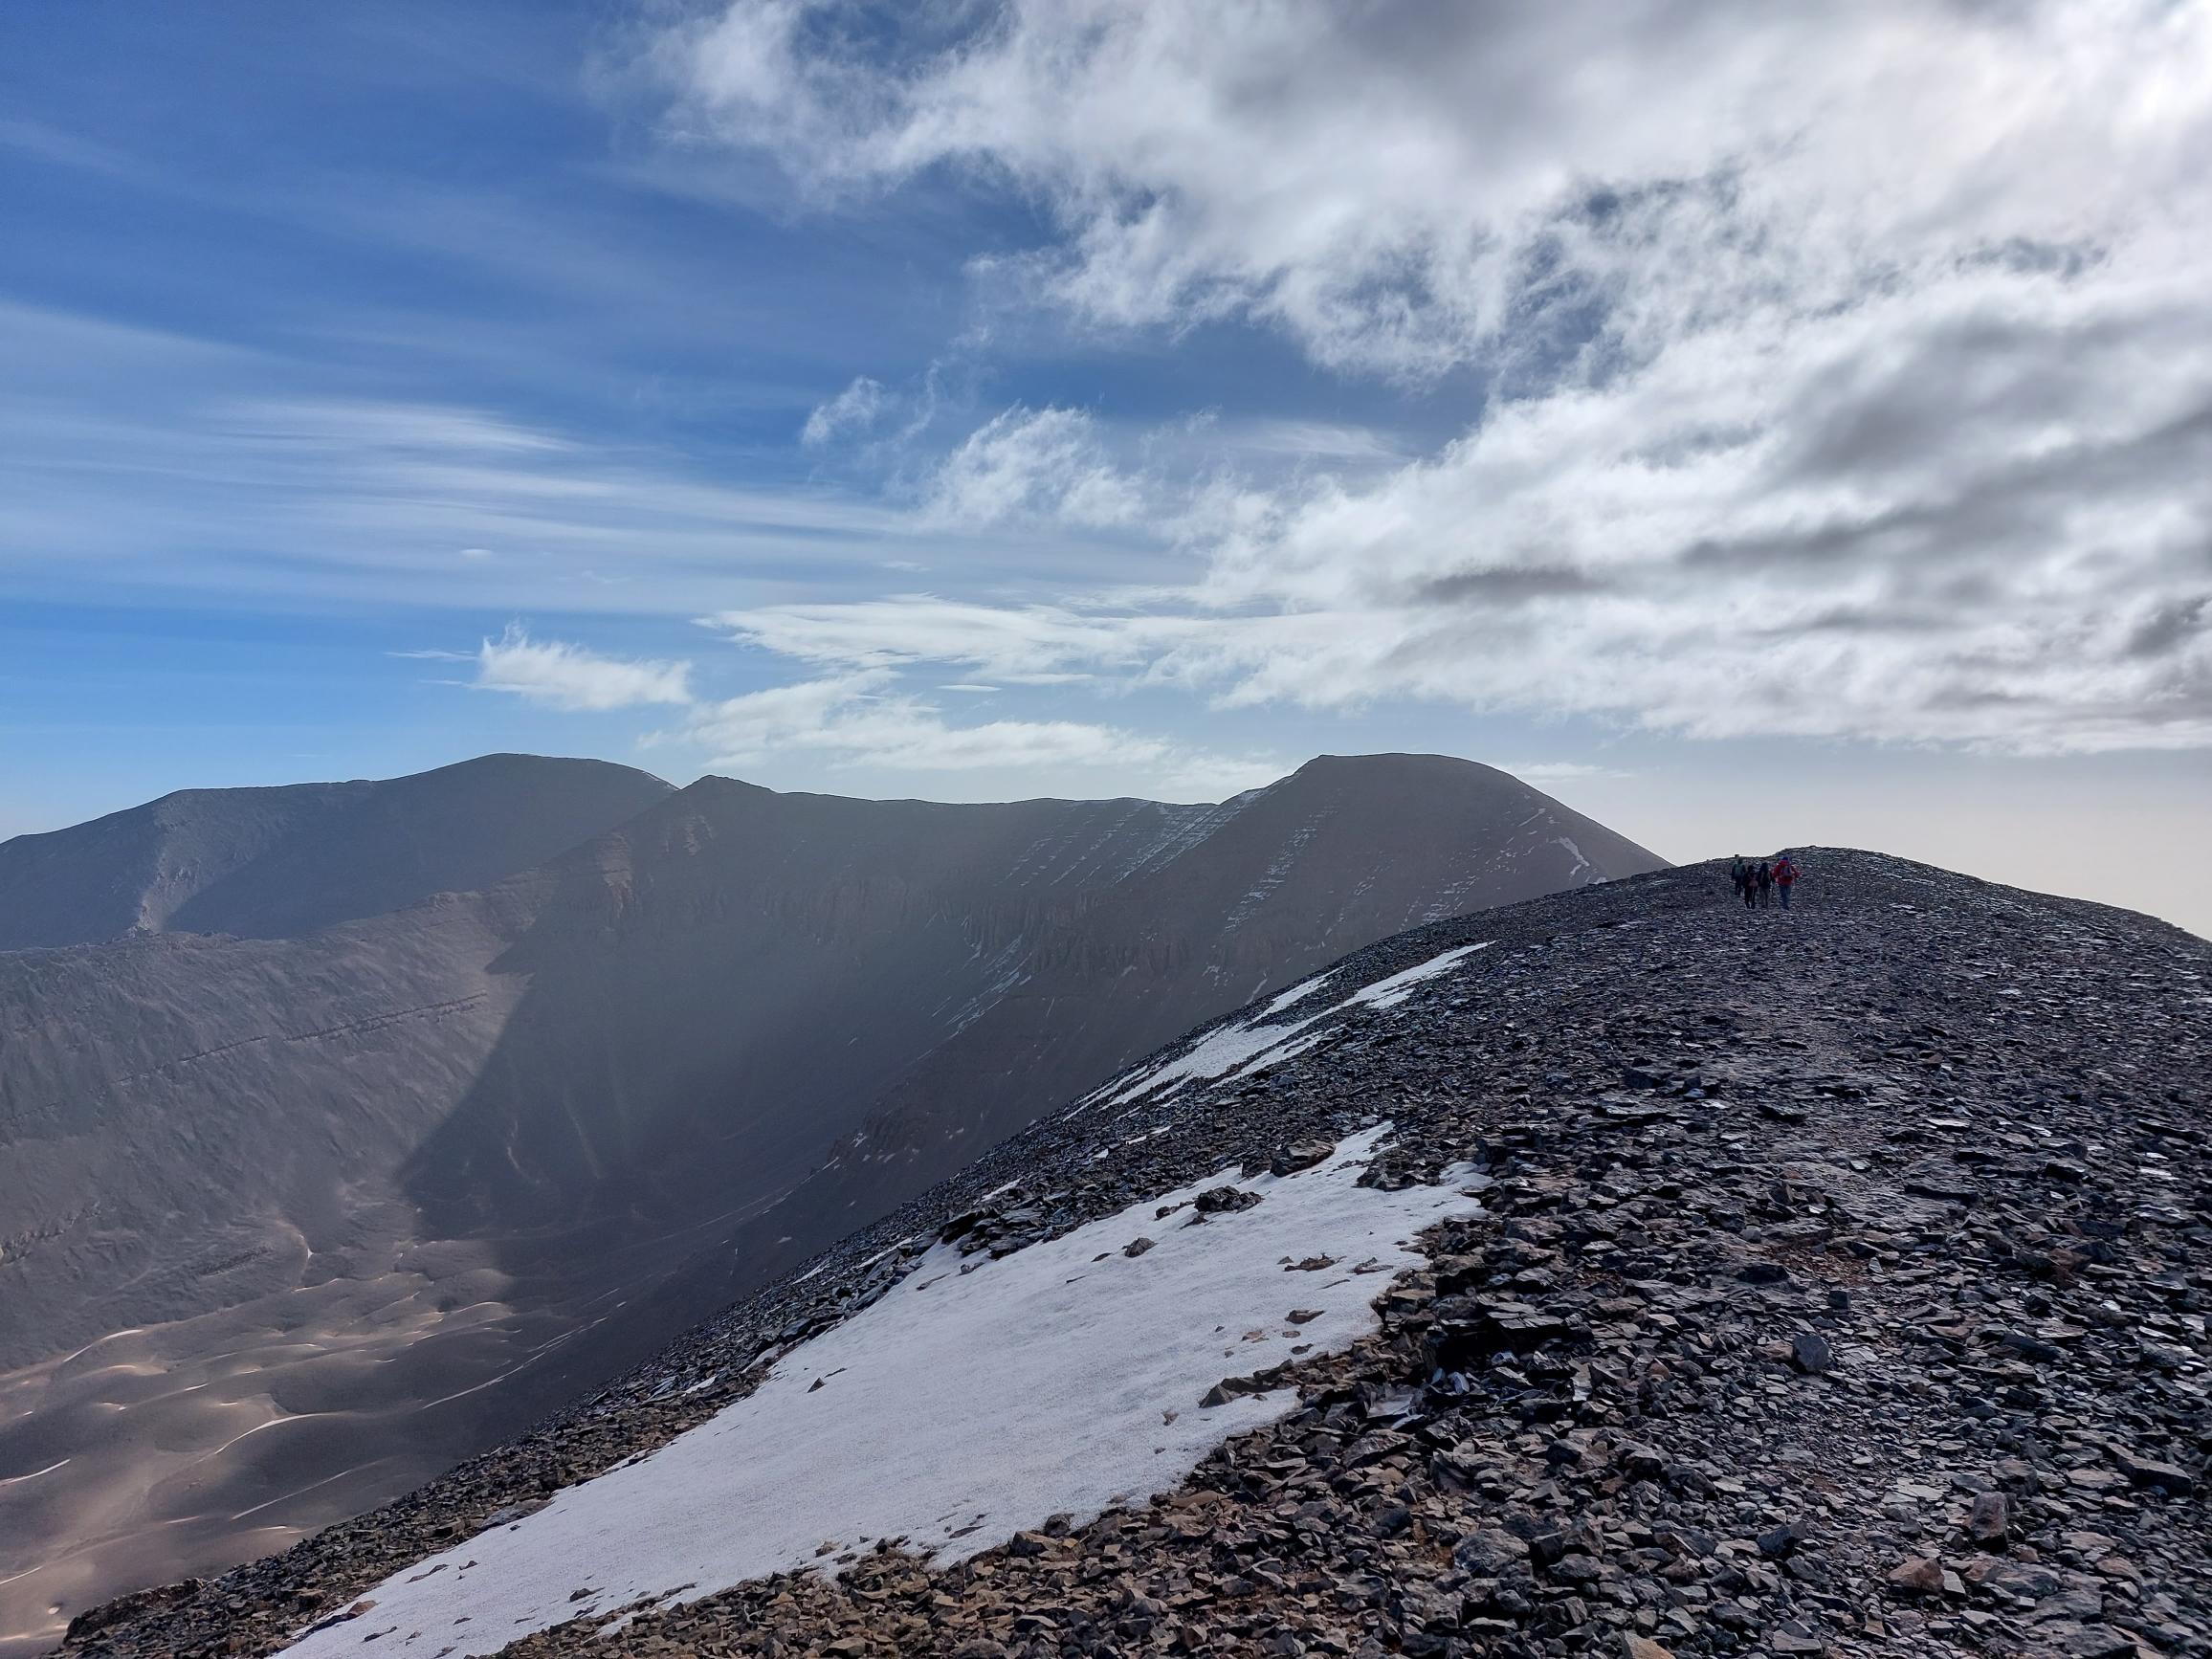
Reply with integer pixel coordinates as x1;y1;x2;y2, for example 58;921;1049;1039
2129;596;2211;660
1407;565;1612;607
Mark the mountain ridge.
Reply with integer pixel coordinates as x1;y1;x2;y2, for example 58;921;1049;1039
0;754;674;951
0;751;1660;1657
52;847;2212;1659
496;750;1661;1349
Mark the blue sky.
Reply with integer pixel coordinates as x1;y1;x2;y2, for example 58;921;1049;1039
4;1;2209;934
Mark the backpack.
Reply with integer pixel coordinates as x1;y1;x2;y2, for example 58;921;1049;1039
1775;858;1797;884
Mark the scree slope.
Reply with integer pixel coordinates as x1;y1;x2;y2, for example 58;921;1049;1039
59;851;2210;1659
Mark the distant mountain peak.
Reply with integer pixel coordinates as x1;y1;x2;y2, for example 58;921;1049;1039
0;754;672;949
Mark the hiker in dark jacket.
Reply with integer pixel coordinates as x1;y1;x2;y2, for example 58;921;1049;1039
1731;855;1749;902
1755;859;1774;907
1738;857;1758;909
1774;852;1800;910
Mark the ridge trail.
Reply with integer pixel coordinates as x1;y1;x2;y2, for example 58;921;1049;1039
60;852;2211;1659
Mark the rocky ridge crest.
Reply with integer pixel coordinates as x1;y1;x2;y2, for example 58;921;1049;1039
65;850;2210;1659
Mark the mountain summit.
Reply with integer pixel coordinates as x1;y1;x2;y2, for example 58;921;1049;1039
0;754;673;950
0;752;1657;1656
54;849;2211;1659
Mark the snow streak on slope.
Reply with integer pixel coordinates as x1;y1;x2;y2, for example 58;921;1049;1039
1216;812;1328;943
999;798;1250;890
276;1127;1482;1659
1261;970;1336;1016
1342;943;1489;1010
1556;837;1591;880
1096;943;1493;1107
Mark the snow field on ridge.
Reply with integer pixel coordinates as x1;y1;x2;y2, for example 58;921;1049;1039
276;1126;1485;1659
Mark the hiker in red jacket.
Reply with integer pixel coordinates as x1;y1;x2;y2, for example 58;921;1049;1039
1774;852;1800;910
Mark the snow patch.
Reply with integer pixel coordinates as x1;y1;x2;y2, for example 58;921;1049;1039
1105;1012;1325;1104
1104;942;1492;1106
1262;970;1336;1016
1340;943;1491;1012
276;1127;1480;1659
1556;836;1591;879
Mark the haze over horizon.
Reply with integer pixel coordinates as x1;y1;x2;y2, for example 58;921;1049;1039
4;1;2208;935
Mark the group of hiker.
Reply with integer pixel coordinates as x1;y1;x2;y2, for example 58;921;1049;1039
1730;852;1800;910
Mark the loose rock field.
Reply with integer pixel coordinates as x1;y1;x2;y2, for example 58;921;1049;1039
66;852;2210;1659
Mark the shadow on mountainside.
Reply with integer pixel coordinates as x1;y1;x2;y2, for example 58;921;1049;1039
0;754;1659;1657
387;756;1666;1437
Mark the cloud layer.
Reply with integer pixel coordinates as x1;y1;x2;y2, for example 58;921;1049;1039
463;622;1276;793
475;626;695;710
684;670;1276;794
655;0;2212;755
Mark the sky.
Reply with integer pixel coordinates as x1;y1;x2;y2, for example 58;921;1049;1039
2;0;2208;936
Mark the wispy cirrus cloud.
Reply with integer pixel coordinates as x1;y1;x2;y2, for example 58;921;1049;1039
703;595;1164;685
0;302;931;611
473;625;695;710
682;670;1277;795
801;375;888;446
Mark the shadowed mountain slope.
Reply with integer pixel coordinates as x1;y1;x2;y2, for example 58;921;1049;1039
0;754;674;950
0;753;1659;1656
608;751;1662;1339
58;849;2209;1659
397;752;1657;1244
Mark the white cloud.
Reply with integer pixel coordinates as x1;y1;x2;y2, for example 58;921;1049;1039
657;1;2211;375
0;309;923;613
653;0;2212;755
703;595;1168;685
684;671;1275;795
801;375;888;446
924;406;1145;529
1202;419;1405;467
251;398;576;455
474;625;695;711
